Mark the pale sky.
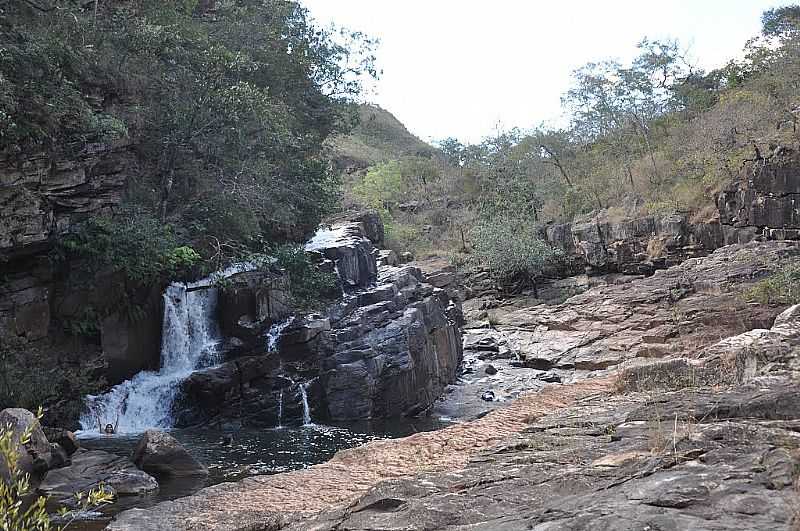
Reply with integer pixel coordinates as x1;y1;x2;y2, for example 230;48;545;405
302;0;796;144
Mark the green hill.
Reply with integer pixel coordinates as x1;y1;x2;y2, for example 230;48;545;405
327;105;436;171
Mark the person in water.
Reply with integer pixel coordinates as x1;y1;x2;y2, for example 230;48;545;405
104;424;115;435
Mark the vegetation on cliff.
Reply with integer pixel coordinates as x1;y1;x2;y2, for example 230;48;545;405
1;0;376;257
339;6;800;286
0;0;375;421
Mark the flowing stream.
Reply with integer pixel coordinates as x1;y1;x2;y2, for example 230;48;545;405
79;263;258;434
300;383;313;426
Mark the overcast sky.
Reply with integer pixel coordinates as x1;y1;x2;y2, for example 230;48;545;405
302;1;795;144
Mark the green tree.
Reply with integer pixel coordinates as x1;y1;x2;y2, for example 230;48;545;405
470;215;562;296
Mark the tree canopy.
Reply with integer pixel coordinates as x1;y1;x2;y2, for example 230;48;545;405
1;0;377;253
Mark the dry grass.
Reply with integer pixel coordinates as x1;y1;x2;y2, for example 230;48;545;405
613;359;699;394
646;237;667;260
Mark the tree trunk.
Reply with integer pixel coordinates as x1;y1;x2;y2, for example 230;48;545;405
159;168;174;222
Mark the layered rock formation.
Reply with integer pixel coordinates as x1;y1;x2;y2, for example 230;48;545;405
108;239;800;531
179;219;463;426
719;149;800;238
543;152;800;275
0;145;165;395
545;213;726;274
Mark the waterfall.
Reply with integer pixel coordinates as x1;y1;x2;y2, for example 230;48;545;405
266;317;293;353
299;383;313;426
79;263;258;434
277;389;284;429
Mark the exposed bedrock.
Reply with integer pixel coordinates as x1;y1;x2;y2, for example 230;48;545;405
719;149;800;234
109;238;800;530
461;241;798;389
0;146;164;384
179;220;463;426
543;151;800;275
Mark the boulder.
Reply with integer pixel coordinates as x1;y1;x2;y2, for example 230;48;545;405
44;427;80;456
38;449;158;503
0;408;51;486
132;430;208;478
47;443;70;470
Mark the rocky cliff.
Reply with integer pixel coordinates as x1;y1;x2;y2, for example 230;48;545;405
719;149;800;239
179;218;463;427
0;146;166;424
1;145;132;342
543;152;800;276
108;238;800;530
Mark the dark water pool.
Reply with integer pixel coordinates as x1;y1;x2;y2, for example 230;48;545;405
73;417;448;523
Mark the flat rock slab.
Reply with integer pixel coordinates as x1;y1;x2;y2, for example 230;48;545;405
294;381;800;531
108;379;610;530
38;449;158;502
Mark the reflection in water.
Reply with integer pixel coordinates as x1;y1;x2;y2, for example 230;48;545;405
77;418;447;521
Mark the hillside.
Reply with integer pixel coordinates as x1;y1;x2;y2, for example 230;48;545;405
326;104;437;171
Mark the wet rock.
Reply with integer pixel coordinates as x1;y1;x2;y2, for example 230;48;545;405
132;430;208;478
323;267;462;420
47;443;70;470
182;221;463;427
38;449;158;502
44;428;80;456
481;391;495;402
484;364;498;375
306;223;377;289
0;408;51;486
218;270;292;343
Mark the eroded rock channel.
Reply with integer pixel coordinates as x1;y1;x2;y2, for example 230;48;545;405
108;239;800;530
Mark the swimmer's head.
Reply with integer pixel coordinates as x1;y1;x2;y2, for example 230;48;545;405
104;424;115;434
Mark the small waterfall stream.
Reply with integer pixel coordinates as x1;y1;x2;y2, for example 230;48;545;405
299;383;313;426
277;390;284;429
266;318;293;353
80;263;263;434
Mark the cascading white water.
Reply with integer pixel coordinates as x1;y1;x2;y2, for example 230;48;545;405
299;383;313;426
79;263;258;434
266;317;293;353
277;389;284;429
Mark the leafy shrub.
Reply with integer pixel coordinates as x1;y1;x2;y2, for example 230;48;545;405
183;195;260;255
270;245;339;309
351;161;406;215
0;408;113;530
743;264;800;305
59;209;202;285
469;215;562;292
